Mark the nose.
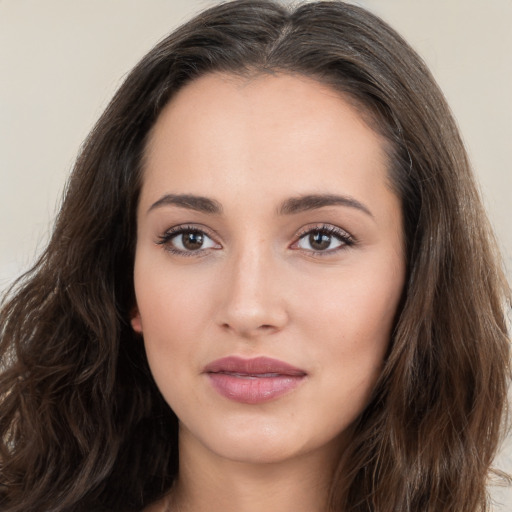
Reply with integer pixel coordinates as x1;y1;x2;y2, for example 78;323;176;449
216;245;289;338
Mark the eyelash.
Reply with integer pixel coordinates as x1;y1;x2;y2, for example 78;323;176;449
156;225;219;257
155;223;356;257
292;224;355;255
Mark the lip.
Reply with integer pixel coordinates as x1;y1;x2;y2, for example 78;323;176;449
203;356;307;404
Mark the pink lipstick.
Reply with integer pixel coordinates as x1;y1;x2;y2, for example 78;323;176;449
204;356;307;404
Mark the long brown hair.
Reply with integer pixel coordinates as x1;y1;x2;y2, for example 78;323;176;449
0;1;509;511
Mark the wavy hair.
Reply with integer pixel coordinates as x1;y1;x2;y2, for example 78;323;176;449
0;1;510;510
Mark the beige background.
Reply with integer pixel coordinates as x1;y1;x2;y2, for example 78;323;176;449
0;0;511;508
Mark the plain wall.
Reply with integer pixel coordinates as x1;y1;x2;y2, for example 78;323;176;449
1;0;511;508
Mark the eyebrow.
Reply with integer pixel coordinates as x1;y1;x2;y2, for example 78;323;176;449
147;194;223;215
147;192;372;218
278;194;373;217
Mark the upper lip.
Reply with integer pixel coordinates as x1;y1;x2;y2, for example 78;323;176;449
204;356;307;376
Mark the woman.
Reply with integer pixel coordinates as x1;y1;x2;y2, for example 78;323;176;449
0;1;509;511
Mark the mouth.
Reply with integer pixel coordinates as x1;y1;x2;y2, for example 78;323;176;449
203;356;307;404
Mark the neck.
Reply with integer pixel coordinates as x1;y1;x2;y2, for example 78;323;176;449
168;426;343;512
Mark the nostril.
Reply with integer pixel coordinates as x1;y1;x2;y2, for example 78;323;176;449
220;322;278;335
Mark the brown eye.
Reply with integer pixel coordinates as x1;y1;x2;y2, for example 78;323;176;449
308;231;331;251
294;226;353;254
181;231;205;251
157;227;220;254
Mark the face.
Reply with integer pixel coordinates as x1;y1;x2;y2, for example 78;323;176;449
132;73;405;467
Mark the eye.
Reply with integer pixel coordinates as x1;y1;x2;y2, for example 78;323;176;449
156;226;220;255
292;225;354;254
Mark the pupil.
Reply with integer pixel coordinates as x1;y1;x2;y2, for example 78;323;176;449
309;231;330;250
183;232;203;250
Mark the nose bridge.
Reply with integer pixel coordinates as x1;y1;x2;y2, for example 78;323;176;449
231;242;269;303
219;238;288;336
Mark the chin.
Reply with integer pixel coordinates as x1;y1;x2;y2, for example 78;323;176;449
210;438;307;465
179;413;348;468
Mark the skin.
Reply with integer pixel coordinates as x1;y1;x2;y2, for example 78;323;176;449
133;72;405;512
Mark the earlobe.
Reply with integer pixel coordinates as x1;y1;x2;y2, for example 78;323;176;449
130;307;143;333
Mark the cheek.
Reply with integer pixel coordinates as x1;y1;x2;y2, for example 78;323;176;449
133;257;225;402
134;256;215;336
306;271;402;434
298;262;402;335
296;256;404;380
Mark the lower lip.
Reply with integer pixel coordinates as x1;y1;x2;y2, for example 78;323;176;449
207;373;305;404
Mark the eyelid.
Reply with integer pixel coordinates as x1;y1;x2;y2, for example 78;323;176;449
156;224;222;255
294;223;353;240
290;223;356;254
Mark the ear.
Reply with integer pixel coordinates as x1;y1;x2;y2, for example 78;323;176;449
130;306;143;333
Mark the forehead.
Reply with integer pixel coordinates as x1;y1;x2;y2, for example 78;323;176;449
146;72;386;155
141;72;394;214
